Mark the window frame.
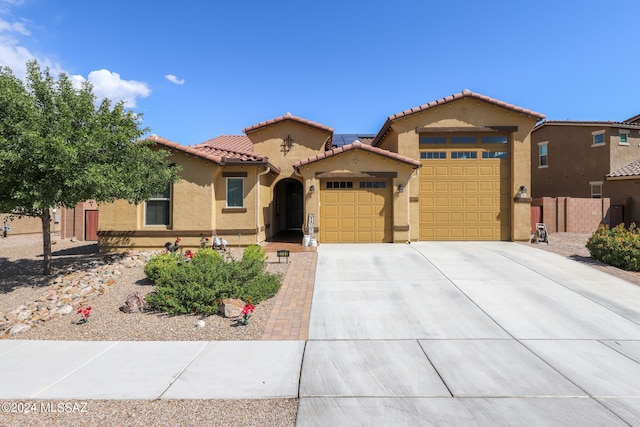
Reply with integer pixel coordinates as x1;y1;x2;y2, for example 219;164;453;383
226;177;245;208
592;130;606;147
619;130;630;146
144;185;171;226
538;141;548;168
590;181;603;199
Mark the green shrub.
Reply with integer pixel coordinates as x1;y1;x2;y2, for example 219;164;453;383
586;223;640;271
145;246;282;315
144;253;180;285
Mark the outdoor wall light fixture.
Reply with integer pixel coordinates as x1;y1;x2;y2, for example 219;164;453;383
309;185;315;194
397;184;403;193
518;185;527;198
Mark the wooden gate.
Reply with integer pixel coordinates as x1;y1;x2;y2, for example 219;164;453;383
85;210;99;241
530;206;542;233
610;205;624;228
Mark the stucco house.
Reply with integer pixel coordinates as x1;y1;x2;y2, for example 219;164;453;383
98;90;544;251
531;117;640;226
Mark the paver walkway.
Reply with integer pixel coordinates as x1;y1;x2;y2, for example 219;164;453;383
262;243;317;340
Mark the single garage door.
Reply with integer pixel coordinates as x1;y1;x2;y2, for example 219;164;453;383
321;179;392;243
419;142;510;240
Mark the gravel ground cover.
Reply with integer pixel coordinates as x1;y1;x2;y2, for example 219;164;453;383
0;234;296;427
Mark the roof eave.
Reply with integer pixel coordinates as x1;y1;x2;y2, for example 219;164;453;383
220;157;281;175
606;175;640;181
373;90;545;147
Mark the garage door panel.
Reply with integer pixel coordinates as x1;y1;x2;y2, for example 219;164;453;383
321;181;392;243
420;152;509;241
435;198;449;207
450;197;463;207
324;192;339;203
449;166;463;176
450;181;463;192
435;182;448;191
450;212;464;222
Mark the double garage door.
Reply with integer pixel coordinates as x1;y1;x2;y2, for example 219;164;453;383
419;149;510;240
320;179;393;243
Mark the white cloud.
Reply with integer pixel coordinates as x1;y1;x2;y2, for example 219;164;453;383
0;35;33;78
0;18;29;35
72;69;151;108
165;74;184;85
0;2;151;107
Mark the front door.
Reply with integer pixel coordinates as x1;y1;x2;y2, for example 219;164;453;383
285;180;303;230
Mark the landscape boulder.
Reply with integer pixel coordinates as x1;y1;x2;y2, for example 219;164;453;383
120;291;146;313
220;298;246;318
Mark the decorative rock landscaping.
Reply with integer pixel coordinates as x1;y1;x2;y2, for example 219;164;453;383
0;251;154;337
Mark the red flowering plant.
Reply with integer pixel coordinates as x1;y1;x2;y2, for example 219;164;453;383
77;306;91;324
241;302;255;325
199;234;210;249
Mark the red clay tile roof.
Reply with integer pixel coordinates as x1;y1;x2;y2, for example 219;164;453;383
372;89;546;147
293;141;421;170
242;113;334;134
608;158;640;179
144;135;280;173
196;135;253;153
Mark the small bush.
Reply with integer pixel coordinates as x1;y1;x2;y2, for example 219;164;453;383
586;223;640;271
145;246;282;316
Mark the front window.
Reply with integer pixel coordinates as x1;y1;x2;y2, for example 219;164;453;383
590;181;603;199
226;178;244;207
145;186;171;226
538;142;548;167
592;130;605;146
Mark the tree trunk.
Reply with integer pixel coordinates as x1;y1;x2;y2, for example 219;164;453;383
41;210;52;275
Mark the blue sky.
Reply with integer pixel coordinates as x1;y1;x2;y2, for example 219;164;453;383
1;0;639;145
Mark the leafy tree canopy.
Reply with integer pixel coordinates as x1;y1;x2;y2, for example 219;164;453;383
0;60;181;273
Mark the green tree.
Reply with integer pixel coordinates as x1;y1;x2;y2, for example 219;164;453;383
0;60;181;274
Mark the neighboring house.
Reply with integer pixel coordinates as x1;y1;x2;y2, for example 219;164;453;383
59;201;99;241
0;202;98;241
531;117;640;225
98;90;544;251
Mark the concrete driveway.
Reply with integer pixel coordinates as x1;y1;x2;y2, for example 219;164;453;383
298;242;640;426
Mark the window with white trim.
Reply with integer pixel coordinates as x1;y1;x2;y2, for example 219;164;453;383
619;130;629;145
145;186;171;226
592;130;605;146
226;178;244;207
538;141;548;167
590;181;603;199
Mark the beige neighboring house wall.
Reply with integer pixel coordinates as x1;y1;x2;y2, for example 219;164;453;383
98;90;544;251
0;213;42;236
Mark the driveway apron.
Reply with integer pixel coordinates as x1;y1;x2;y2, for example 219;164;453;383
297;242;640;426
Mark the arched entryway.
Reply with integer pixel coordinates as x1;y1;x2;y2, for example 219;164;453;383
271;178;304;241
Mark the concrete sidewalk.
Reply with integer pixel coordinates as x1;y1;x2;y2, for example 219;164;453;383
0;340;304;400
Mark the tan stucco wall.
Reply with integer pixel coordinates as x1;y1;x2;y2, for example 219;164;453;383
249;120;331;175
99;151;219;251
294;148;417;243
380;97;540;241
